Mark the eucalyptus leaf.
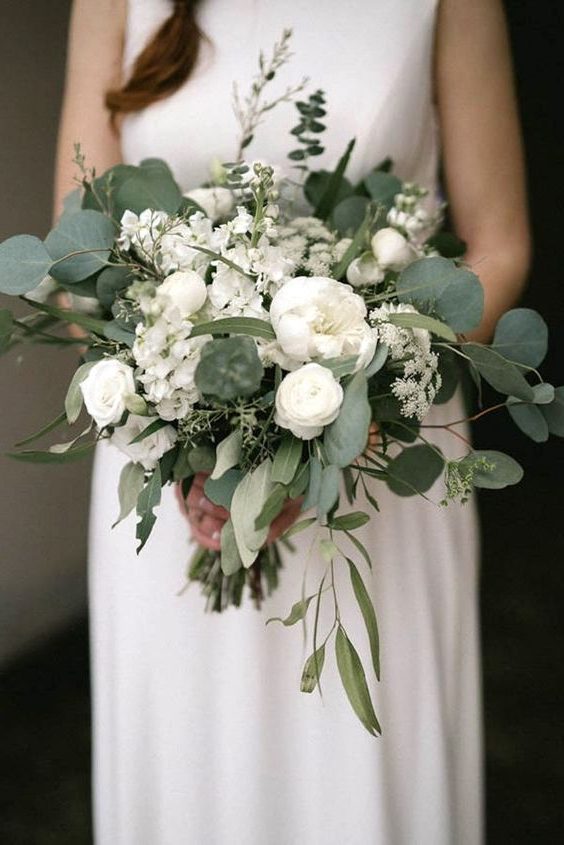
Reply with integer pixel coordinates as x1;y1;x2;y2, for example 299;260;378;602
464;343;534;402
255;483;288;530
266;594;315;626
302;456;322;511
387;311;457;342
531;383;555;404
304;170;352;209
492;308;548;367
204;469;242;510
8;442;95;463
114;162;182;216
540;386;564;436
317;464;340;520
230;460;274;567
15;410;68;448
97;266;131;309
507;400;549;442
466;450;524;489
363;170;402;208
365;344;388;378
64;360;96;424
319;355;360;379
332;196;370;236
329;511;370;531
281;516;317;539
0;308;13;352
195;336;264;400
46;210;115;283
136;464;162;552
335;625;381;736
300;645;326;693
210;429;242;479
324;370;371;468
129;417;169;444
220;519;243;575
0;235;52;295
113;461;145;527
272;434;303;485
346;558;380;681
386;444;445;497
190;316;275;340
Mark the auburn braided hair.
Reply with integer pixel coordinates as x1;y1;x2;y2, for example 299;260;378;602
106;0;204;117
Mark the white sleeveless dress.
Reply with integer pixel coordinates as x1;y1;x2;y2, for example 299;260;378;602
89;2;483;843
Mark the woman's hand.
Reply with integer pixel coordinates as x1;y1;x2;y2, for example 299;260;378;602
178;472;303;552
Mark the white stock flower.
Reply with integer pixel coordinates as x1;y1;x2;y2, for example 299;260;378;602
275;363;344;440
110;414;177;470
370;227;415;271
156;270;207;323
184;187;234;221
270;276;376;370
346;253;385;287
80;360;136;428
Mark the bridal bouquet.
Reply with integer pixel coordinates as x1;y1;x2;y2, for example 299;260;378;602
1;32;562;735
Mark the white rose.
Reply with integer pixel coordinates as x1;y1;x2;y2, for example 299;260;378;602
346;252;385;287
371;227;415;271
270;276;376;370
110;414;177;470
80;360;136;428
156;270;207;320
275;363;344;440
184;187;234;221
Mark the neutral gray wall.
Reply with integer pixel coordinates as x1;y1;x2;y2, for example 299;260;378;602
0;0;90;662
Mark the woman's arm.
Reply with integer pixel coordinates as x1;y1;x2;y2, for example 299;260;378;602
435;0;531;342
54;0;126;217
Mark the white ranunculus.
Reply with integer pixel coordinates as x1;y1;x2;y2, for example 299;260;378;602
270;276;376;370
184;187;234;221
275;363;344;440
346;252;385;287
80;360;136;428
156;270;207;321
110;414;177;470
370;227;415;271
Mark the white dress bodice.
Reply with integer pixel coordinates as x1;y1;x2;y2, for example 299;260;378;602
122;0;439;191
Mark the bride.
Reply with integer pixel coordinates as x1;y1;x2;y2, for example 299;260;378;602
55;1;529;843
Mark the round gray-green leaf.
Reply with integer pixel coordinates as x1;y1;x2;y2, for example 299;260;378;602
195;336;264;400
467;450;524;489
492;308;548;367
0;235;53;295
507;400;549;442
386;443;445;497
332;196;370;236
46;210;116;283
541;386;564;436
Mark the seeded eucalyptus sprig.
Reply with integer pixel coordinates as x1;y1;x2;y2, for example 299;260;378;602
288;89;327;171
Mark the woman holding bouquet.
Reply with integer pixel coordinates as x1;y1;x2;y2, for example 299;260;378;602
55;1;529;843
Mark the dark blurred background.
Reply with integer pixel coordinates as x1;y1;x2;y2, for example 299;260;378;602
1;1;563;842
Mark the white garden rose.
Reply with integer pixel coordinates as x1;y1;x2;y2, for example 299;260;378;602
275;363;344;440
156;270;207;322
370;227;415;271
110;414;177;470
346;252;385;287
80;360;136;428
270;276;376;370
184;187;234;221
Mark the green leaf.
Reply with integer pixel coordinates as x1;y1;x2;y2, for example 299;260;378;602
204;469;242;510
335;625;381;736
195;336;264;400
324;370;371;468
271;434;303;485
113;461;145;527
288;460;310;498
114;161;182;216
317;464;340;520
8;442;95;463
346;558;380;681
492;308;548;367
128;417;169;444
332;196;370;236
464;343;534;401
314;138;356;220
0;235;52;295
136;464;162;552
365;344;388;378
304;170;352;210
318;355;359;379
344;530;372;570
332;205;373;279
65;361;96;424
302;455;322;511
541;386;564;436
281;516;316;539
187;445;215;473
266;594;315;626
0;308;13;352
103;320;136;347
467;449;524;489
506;399;549;442
210;429;242;479
220;519;243;575
300;645;326;693
190;316;275;340
435;347;461;405
363;171;402;209
387;311;457;342
230;460;274;567
45;210;115;283
531;383;555;404
23;295;108;335
425;231;466;258
15;410;67;448
97;266;132;308
386;444;445;497
396;256;484;334
254;483;288;530
329;511;370;531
